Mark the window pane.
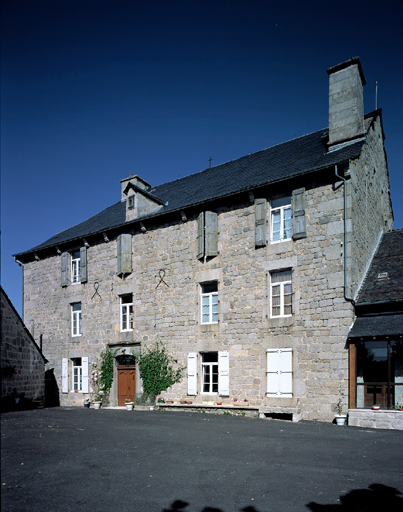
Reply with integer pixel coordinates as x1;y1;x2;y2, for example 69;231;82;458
271;196;291;209
272;211;281;241
202;282;217;294
283;208;292;239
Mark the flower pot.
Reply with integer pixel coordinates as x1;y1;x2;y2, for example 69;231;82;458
84;402;90;408
125;403;134;410
372;406;380;410
93;402;101;410
186;401;193;405
216;402;222;406
335;415;346;425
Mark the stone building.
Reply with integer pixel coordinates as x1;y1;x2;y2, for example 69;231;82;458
1;286;46;406
13;58;395;421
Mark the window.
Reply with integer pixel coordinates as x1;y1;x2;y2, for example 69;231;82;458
270;196;291;242
72;357;82;391
71;303;82;336
71;250;81;283
187;351;229;396
202;353;219;393
62;357;89;393
354;340;403;409
201;282;218;324
266;348;293;397
270;270;292;317
121;294;133;331
197;211;218;259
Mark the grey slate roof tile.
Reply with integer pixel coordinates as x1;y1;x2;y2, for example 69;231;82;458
15;121;369;257
356;229;403;304
348;313;403;338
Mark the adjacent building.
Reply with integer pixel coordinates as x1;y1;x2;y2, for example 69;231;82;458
13;58;396;421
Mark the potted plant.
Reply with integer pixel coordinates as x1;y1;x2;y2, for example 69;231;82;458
394;403;403;411
83;398;90;408
125;399;134;410
334;388;347;425
372;404;380;410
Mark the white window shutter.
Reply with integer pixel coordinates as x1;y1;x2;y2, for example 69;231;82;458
266;349;280;395
255;198;267;247
279;348;293;397
267;349;292;397
205;211;218;257
82;357;89;393
61;252;68;287
197;212;205;259
218;351;229;396
187;353;197;395
62;358;68;393
80;246;87;283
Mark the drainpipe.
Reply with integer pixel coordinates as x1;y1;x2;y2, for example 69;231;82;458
335;164;355;305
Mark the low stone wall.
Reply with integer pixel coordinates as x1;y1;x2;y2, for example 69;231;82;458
348;410;403;430
158;403;259;418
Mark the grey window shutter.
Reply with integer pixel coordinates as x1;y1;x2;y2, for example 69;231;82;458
80;247;87;283
205;211;218;257
292;188;306;240
61;252;68;287
197;212;205;259
255;198;267;247
117;234;132;275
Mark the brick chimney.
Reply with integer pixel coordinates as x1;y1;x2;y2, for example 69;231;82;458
327;57;366;146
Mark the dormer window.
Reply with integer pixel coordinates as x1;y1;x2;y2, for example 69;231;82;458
377;272;389;280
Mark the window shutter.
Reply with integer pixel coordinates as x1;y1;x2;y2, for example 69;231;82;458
62;358;68;393
117;234;132;275
218;351;229;396
187;353;197;395
80;247;87;283
266;349;292;397
82;357;89;393
205;211;218;257
255;198;267;247
197;213;205;259
292;188;306;240
61;252;68;287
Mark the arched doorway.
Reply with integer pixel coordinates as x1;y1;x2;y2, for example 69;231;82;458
116;355;136;406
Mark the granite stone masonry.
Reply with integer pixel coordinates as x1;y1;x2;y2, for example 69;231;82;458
14;58;396;424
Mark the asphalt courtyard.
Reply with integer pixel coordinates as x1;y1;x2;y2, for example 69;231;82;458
1;408;403;512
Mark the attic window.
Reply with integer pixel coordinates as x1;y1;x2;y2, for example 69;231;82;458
127;196;134;210
377;272;389;280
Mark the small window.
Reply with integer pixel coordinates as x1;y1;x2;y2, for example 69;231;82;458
201;282;218;324
201;353;219;393
71;303;82;336
270;270;292;318
120;294;133;331
270;196;291;243
71;250;81;284
127;196;134;210
72;357;82;391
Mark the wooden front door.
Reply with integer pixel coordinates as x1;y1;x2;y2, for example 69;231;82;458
117;364;136;406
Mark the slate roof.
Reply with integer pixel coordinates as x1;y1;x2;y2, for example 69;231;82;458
348;313;403;338
355;229;403;305
16;113;378;258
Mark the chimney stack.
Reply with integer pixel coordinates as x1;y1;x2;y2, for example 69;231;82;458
327;57;366;146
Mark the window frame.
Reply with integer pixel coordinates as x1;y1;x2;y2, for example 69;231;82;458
120;294;134;332
270;196;292;243
200;282;218;324
201;352;219;394
71;250;81;284
72;357;83;392
71;302;82;337
270;270;292;318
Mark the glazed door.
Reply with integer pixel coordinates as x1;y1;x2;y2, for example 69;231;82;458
117;367;136;406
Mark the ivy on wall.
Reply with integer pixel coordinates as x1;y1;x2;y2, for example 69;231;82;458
138;341;185;397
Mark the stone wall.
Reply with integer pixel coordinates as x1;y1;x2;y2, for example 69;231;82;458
1;287;45;402
20;115;393;420
348;410;403;430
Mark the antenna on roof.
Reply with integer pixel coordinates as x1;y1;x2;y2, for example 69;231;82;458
208;157;212;168
375;81;378;110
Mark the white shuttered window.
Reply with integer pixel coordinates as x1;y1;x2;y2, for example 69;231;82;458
266;348;293;397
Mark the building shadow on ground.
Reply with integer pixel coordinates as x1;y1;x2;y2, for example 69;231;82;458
162;500;262;512
306;483;403;511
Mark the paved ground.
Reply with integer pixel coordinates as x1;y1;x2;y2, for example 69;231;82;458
1;408;403;512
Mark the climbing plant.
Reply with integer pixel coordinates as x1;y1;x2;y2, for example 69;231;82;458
138;341;185;397
100;346;114;395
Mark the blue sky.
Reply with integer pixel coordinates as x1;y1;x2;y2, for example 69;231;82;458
2;0;403;315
